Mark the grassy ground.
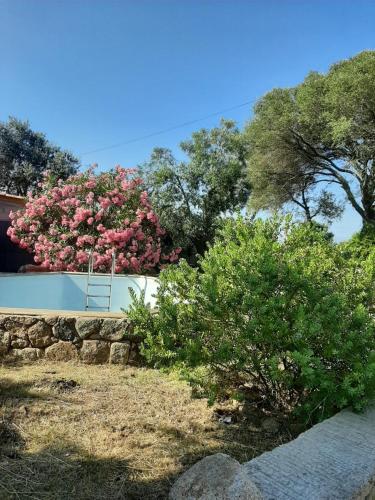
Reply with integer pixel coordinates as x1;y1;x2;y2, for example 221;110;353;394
0;362;294;499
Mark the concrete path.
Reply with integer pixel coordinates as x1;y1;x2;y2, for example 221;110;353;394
243;407;375;499
170;407;375;499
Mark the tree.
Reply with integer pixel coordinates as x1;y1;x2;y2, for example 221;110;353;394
7;167;180;273
140;119;251;264
0;117;79;195
245;51;375;227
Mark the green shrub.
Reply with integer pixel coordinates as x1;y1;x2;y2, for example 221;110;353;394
341;225;375;260
339;227;375;311
128;217;375;423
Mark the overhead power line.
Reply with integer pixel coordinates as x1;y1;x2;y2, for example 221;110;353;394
80;98;256;156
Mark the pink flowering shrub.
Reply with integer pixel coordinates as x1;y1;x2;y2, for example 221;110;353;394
7;166;181;273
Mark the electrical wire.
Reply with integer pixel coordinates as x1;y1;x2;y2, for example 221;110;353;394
80;98;255;156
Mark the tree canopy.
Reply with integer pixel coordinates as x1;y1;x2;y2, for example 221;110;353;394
140;119;251;264
0;117;79;196
245;51;375;227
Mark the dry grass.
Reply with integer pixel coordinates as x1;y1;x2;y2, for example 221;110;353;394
0;362;294;499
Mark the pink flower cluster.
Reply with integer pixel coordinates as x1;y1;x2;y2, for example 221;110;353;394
8;166;181;273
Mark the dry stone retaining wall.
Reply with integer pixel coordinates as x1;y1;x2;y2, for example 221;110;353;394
0;313;142;364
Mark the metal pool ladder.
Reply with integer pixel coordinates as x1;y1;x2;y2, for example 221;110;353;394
85;252;116;312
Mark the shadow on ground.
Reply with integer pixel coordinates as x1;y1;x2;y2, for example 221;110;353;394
0;441;173;500
0;415;293;500
0;366;296;499
0;379;44;401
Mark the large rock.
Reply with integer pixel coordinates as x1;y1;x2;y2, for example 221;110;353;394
52;318;78;342
109;342;130;364
0;331;10;355
28;320;54;348
76;317;103;339
10;331;29;349
99;318;129;341
169;453;263;500
12;347;44;361
0;315;8;328
45;341;78;361
4;316;34;348
80;340;110;364
44;316;59;326
3;316;37;331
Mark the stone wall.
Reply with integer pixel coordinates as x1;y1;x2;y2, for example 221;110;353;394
0;313;141;365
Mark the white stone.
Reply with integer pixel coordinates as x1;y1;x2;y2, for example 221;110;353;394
169;453;263;500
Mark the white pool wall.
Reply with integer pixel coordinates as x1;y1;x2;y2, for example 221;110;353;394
0;272;159;312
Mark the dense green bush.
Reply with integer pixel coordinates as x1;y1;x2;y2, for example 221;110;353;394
128;218;375;423
341;225;375;259
339;226;375;312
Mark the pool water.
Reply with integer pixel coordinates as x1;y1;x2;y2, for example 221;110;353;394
0;272;158;312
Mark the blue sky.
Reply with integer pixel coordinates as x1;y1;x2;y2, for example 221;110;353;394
1;0;374;240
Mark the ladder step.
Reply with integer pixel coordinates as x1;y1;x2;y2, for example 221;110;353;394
87;293;110;299
87;283;111;287
86;251;116;313
85;306;110;309
87;272;113;276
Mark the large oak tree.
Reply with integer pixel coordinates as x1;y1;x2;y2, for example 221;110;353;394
245;51;375;227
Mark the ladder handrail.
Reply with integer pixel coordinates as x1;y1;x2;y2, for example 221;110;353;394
108;252;115;311
85;250;93;311
111;252;115;276
85;251;116;312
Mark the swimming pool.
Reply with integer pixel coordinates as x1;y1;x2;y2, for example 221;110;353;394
0;272;158;312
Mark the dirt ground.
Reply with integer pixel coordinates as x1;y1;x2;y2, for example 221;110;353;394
0;362;294;499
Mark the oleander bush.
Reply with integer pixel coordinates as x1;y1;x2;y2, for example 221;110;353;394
128;217;375;423
7;167;180;273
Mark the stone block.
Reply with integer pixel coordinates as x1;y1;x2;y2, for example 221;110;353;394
28;320;54;348
10;330;29;349
109;342;130;364
53;318;78;342
99;318;129;341
44;316;59;326
0;331;10;355
12;347;44;361
45;341;78;361
76;317;103;339
80;340;110;364
4;316;37;331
